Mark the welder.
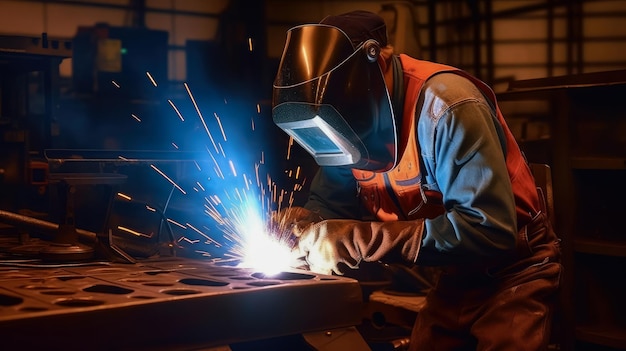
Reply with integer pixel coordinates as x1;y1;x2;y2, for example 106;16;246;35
271;10;562;351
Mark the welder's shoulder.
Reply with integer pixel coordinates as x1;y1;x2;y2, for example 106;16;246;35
420;72;490;121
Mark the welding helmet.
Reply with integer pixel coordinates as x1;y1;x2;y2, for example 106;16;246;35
272;12;397;172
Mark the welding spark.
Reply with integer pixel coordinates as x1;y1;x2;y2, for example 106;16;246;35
218;143;226;158
114;79;309;276
168;99;185;121
214;112;227;141
179;237;199;244
231;202;296;275
150;164;186;194
207;150;225;179
112;80;120;88
187;223;219;246
195;250;212;257
243;174;250;191
146;71;158;87
117;192;132;201
118;226;152;238
287;136;294;160
167;218;186;229
229;160;237;177
184;82;218;153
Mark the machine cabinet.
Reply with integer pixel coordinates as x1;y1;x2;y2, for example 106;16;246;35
497;70;626;351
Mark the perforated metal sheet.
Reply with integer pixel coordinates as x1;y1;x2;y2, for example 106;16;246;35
0;258;363;350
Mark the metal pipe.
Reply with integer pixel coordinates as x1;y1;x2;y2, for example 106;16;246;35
0;209;97;243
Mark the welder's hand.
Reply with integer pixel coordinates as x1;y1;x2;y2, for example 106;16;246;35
293;219;424;276
271;206;324;237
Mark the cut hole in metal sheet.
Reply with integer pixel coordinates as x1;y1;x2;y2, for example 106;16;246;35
0;293;23;306
144;270;171;276
40;290;75;295
161;289;201;296
57;276;85;281
83;284;134;295
179;278;229;287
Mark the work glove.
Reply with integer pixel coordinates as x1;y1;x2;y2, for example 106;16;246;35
293;219;424;275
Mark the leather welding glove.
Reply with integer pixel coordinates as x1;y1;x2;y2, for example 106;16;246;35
294;219;424;276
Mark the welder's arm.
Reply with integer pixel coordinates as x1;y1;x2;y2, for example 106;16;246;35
294;219;423;275
416;80;518;265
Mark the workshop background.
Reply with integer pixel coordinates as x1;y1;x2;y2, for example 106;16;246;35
1;0;625;350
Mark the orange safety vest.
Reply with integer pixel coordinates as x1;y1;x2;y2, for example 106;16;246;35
352;56;540;229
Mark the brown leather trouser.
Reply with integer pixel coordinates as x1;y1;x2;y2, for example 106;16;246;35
408;212;562;351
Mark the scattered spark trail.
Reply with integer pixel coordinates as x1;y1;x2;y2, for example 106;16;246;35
112;80;120;88
179;237;199;244
229;160;237;177
150;164;186;194
184;82;218;153
131;114;141;122
214;113;227;141
117;192;132;201
187;223;219;245
115;79;309;275
146;71;158;87
118;226;153;238
167;218;186;229
168;99;185;121
287;136;294;160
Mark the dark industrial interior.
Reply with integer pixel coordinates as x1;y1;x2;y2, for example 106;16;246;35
0;0;625;350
